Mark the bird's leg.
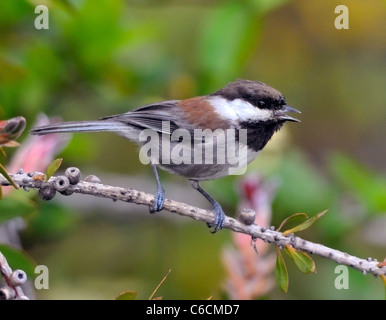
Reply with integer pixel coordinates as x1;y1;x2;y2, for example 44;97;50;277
150;163;165;213
189;179;225;233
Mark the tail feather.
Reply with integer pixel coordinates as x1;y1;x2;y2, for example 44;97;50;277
30;120;129;135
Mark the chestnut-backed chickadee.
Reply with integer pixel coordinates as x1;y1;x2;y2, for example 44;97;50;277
31;80;300;233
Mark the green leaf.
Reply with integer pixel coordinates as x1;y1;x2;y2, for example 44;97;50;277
277;212;308;232
0;116;26;143
0;162;19;189
115;290;137;300
284;244;316;273
0;244;36;279
283;210;328;236
275;246;289;294
0;195;36;223
45;158;63;181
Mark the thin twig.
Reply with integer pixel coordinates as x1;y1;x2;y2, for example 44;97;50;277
0;170;385;278
148;269;171;300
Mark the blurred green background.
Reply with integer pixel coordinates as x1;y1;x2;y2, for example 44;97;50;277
0;0;385;299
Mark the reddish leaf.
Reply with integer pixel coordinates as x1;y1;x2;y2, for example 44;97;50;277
33;174;46;182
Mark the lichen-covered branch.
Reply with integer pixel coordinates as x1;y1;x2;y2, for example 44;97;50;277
0;169;385;278
0;251;28;300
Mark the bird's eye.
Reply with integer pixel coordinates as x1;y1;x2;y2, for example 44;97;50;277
257;101;265;108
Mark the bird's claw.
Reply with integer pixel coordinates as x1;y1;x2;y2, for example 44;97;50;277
207;201;225;233
150;186;165;213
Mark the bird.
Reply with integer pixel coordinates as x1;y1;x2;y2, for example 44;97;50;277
30;79;300;233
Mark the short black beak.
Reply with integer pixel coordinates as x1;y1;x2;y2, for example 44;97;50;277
277;105;301;122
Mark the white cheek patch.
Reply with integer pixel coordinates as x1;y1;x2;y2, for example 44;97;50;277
209;97;273;122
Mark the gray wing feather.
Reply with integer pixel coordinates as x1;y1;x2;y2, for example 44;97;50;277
101;100;184;134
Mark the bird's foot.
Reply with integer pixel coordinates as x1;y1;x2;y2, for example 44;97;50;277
150;186;165;213
207;201;226;233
